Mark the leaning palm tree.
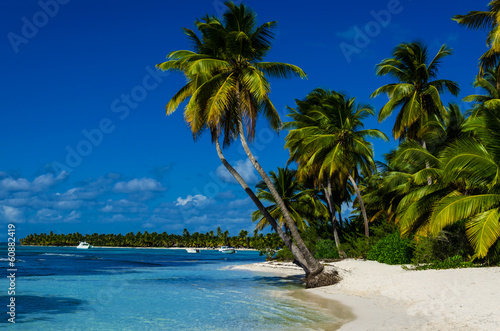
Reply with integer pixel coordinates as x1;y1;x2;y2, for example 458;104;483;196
156;2;327;282
453;1;500;75
251;167;327;233
371;42;460;142
285;88;388;239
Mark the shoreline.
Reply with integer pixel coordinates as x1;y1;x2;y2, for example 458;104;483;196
231;259;500;330
20;245;258;251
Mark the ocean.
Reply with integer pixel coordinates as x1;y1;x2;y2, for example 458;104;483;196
0;245;339;330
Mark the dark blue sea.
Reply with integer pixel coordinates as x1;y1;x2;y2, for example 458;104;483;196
0;245;338;330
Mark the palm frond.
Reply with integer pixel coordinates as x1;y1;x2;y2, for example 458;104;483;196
466;208;500;258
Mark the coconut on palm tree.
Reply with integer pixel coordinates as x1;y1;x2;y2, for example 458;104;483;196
156;2;330;284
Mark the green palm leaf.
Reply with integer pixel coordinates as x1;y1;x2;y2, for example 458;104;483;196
430;194;500;236
466;208;500;258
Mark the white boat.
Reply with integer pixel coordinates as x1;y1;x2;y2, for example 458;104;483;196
219;246;236;254
76;242;92;249
186;248;200;253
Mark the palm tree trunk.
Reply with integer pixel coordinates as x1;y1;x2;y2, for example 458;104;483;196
214;138;309;270
323;181;346;258
347;173;369;237
421;140;432;185
237;119;324;277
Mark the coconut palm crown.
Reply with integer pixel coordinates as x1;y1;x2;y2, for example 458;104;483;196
463;65;500;116
285;88;387;183
251;168;327;232
285;88;388;237
453;0;500;74
156;2;306;147
371;42;460;141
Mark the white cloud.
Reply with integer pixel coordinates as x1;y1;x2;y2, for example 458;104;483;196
54;200;83;210
35;208;63;222
113;178;165;193
32;172;69;191
0;206;24;223
185;214;208;224
175;194;210;207
227;197;252;208
99;199;147;213
101;204;113;212
101;214;142;223
0;171;68;192
0;178;30;191
64;210;81;223
60;187;100;200
216;159;258;184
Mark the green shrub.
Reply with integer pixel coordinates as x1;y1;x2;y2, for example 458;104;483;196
412;222;476;265
414;255;475;270
275;247;294;261
367;232;413;265
342;234;375;258
412;236;439;264
314;239;340;259
342;221;398;259
258;247;278;261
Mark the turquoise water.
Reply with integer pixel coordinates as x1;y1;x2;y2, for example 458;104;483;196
0;245;337;330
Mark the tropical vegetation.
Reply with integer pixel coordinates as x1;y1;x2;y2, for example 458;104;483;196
20;228;279;250
148;0;500;281
156;1;327;284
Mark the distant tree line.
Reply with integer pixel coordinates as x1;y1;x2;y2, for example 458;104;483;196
19;227;282;249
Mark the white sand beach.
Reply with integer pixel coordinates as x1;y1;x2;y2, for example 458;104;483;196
231;260;500;330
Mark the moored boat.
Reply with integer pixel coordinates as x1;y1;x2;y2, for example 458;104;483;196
218;246;236;254
186;248;200;253
76;242;92;249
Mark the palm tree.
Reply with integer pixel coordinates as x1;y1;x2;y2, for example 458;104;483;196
285;88;388;240
429;108;500;258
251;167;327;233
156;2;326;281
453;1;500;75
364;104;466;233
463;65;500;116
363;102;500;258
371;42;460;142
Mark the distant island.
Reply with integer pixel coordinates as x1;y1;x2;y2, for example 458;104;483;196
19;228;280;250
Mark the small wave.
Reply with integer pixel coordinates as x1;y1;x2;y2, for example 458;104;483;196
41;253;83;257
0;258;24;262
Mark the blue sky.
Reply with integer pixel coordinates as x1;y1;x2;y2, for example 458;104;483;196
0;0;488;240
